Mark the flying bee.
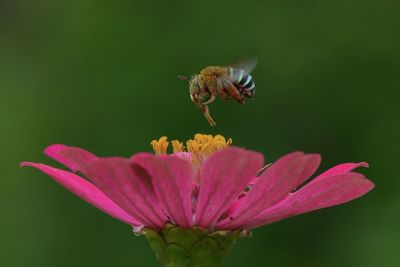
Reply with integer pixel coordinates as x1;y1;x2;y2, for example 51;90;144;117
178;58;257;126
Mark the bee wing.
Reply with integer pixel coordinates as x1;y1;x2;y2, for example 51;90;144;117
230;58;258;74
227;58;257;85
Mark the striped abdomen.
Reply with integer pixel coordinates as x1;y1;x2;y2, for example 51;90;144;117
229;67;256;98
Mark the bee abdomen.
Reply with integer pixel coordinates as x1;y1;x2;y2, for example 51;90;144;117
229;68;256;98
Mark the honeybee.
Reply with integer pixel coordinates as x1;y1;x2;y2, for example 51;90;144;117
178;58;257;126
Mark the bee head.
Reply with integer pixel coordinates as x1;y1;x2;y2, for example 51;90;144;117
178;74;202;103
189;75;201;102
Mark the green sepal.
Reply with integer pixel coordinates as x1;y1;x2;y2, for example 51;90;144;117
145;228;168;265
144;225;241;267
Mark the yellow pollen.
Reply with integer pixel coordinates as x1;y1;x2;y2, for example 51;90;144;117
150;136;169;155
150;134;232;156
171;140;185;153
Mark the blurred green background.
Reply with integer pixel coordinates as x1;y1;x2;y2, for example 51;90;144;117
1;0;399;266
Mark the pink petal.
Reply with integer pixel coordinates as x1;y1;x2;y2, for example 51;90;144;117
243;172;374;229
44;144;97;173
82;157;167;229
195;147;264;228
21;162;140;225
219;152;321;229
44;145;167;228
132;153;194;228
314;162;369;181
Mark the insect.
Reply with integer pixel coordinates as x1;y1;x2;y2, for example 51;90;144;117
178;58;257;126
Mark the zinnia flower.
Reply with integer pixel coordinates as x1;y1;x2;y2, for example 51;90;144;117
21;134;374;267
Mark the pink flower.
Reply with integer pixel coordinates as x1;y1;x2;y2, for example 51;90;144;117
21;134;374;232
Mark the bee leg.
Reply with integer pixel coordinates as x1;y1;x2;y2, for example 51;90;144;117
201;104;216;126
194;99;216;126
223;80;244;104
206;81;219;96
204;109;216;126
216;80;228;100
220;91;229;100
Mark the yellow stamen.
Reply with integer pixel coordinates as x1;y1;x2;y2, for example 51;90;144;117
187;134;232;156
151;134;232;156
186;139;200;154
151;136;169;155
171;140;185;153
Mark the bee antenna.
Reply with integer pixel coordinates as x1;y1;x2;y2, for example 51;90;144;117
177;75;189;81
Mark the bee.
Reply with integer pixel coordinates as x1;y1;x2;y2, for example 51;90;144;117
178;58;257;126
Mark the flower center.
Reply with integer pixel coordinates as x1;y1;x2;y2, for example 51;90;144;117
151;133;232;157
